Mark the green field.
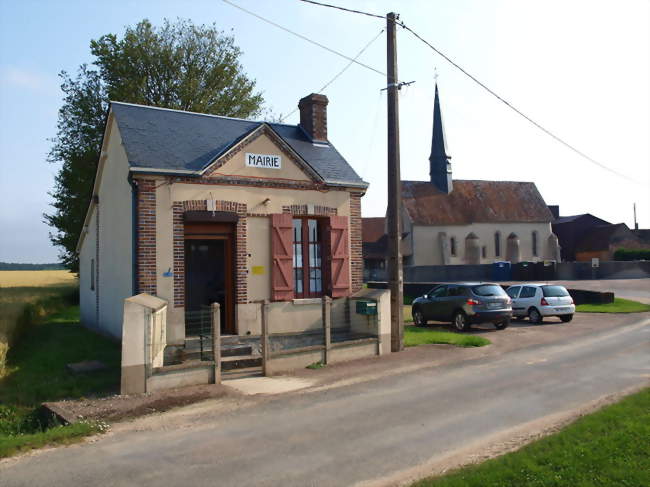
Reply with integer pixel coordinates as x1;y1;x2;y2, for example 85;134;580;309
404;326;491;348
576;297;650;313
412;388;650;487
0;279;119;458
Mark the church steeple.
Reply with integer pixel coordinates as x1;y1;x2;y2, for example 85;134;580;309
429;83;453;193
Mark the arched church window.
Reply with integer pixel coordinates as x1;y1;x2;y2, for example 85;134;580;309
450;237;457;256
532;231;538;257
494;231;501;257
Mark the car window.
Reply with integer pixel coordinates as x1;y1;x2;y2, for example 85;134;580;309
520;286;537;298
447;286;463;297
429;286;447;298
507;286;520;298
472;284;507;297
542;285;570;297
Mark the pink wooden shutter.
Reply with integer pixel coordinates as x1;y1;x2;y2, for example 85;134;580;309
271;213;294;301
329;215;351;298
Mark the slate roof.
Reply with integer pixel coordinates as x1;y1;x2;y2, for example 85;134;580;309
362;217;386;244
402;180;553;225
110;102;367;188
554;214;610;225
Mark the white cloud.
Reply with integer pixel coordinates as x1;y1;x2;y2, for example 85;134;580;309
0;66;59;95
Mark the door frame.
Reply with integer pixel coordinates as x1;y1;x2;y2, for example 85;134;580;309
184;222;236;335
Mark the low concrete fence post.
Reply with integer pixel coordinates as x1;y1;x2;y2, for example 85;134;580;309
121;293;167;395
322;296;332;364
211;302;221;384
261;299;269;376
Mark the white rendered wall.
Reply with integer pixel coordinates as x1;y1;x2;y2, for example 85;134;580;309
411;222;554;266
79;209;97;329
94;119;134;339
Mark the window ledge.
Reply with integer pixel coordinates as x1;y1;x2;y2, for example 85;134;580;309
292;298;322;306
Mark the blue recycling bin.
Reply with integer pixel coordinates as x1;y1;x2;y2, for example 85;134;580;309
492;261;512;281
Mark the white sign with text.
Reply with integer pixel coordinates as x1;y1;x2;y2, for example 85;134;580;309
245;153;281;170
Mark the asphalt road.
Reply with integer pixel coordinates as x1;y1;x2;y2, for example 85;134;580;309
2;316;649;487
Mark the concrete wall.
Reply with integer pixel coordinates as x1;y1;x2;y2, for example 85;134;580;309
79;117;133;339
411;222;554;266
266;342;379;375
238;298;348;336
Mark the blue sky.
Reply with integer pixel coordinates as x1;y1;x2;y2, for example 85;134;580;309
1;0;648;263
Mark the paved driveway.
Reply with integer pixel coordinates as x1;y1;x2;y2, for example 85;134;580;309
2;313;648;487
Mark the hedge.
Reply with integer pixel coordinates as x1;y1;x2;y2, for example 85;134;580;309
613;248;650;261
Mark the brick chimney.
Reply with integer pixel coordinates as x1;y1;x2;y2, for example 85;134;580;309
298;93;328;142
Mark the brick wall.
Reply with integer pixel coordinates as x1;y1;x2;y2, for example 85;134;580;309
136;179;157;295
349;192;363;293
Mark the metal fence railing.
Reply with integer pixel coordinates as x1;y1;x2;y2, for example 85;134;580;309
183;304;221;382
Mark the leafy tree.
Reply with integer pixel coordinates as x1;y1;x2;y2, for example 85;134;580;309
45;19;265;271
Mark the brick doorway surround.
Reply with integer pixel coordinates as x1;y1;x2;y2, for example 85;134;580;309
172;200;248;308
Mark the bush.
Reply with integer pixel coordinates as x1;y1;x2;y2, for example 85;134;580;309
613;248;650;261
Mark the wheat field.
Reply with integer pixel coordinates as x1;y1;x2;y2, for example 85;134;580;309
0;270;77;288
0;270;78;372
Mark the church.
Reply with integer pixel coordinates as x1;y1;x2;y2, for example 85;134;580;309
397;84;560;267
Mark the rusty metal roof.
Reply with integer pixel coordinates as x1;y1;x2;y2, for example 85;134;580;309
402;180;553;225
362;217;386;243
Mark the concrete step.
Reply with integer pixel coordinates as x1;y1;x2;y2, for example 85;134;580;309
221;355;262;371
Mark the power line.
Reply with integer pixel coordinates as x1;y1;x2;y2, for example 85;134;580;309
398;23;642;184
221;0;386;77
297;0;384;19
296;0;644;184
280;29;385;122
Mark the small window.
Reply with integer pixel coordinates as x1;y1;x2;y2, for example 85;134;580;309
472;284;507;297
450;237;457;256
90;259;95;291
532;231;538;257
494;232;501;257
520;286;537;298
506;286;520;299
481;246;487;259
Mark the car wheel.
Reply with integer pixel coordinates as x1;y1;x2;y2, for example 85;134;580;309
495;318;510;330
560;314;573;323
413;309;427;326
528;308;543;324
453;311;468;332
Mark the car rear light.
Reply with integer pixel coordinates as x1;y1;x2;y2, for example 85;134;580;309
541;297;549;306
467;299;481;306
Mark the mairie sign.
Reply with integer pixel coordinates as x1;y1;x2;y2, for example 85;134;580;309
245;153;281;169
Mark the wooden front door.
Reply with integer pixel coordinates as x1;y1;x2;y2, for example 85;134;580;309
184;222;235;335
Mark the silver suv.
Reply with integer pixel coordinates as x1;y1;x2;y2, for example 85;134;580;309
507;284;575;323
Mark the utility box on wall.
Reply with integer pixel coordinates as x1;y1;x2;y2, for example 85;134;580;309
355;300;377;315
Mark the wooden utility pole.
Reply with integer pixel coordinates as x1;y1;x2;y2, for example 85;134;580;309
386;12;404;352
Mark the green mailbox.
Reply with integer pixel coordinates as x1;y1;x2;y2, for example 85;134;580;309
355;300;377;315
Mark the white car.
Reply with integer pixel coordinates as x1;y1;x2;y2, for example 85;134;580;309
506;283;575;323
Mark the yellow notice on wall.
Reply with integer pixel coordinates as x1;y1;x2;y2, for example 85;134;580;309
251;266;265;275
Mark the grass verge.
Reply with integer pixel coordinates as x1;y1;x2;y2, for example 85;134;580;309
404;305;413;323
576;297;650;313
412;388;650;487
0;291;119;458
404;326;490;348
